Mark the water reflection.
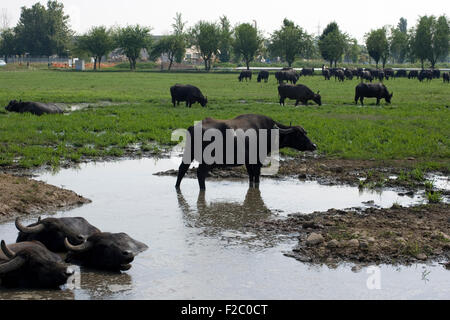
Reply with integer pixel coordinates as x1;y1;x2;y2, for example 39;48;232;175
77;269;133;299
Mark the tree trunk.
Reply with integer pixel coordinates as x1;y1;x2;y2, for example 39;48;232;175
204;59;208;71
98;56;102;70
246;60;250;70
129;58;133;70
93;57;97;70
168;58;173;71
329;60;332;68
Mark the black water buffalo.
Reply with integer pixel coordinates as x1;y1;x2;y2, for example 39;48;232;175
278;84;322;106
322;68;331;80
432;69;440;79
443;72;450;83
356;68;364;79
344;69;354;80
16;217;101;252
335;69;345;82
170;84;208;108
5;100;63;116
174;114;317;190
378;71;385;82
384;68;394;79
395;69;407;78
355;83;393;106
275;69;299;84
0;240;73;288
65;232;148;272
257;70;269;83
361;71;373;82
301;68;314;76
238;70;252;82
408;70;418;79
418;70;432;82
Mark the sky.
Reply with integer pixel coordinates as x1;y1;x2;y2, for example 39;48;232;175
1;0;449;43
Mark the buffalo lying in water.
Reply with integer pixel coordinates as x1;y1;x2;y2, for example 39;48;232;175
355;83;393;105
175;114;317;190
16;217;101;252
5;100;63;115
65;232;148;272
0;240;73;288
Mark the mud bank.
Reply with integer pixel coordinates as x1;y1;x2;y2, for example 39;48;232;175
0;173;91;222
251;203;450;267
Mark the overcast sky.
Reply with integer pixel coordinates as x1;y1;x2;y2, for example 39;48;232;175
2;0;449;42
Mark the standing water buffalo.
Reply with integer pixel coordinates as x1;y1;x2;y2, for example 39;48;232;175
395;69;407;78
0;240;73;288
335;69;345;82
361;71;374;82
238;70;252;82
275;69;299;84
378;71;385;82
278;84;322;106
408;70;418;79
65;232;148;272
443;72;449;83
257;70;270;83
170;84;208;108
355;83;393;106
322;68;331;80
384;68;394;79
175;114;317;190
301;68;314;76
16;217;101;252
5;100;63;116
418;70;433;82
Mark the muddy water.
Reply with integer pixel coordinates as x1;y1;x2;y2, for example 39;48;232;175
0;158;449;299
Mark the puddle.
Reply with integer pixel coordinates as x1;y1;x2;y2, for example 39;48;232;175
55;101;129;113
0;157;448;299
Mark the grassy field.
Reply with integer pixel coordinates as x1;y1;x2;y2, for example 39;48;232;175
0;69;449;170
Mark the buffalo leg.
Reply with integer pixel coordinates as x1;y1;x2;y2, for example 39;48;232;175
279;97;285;106
355;95;359;105
376;98;380;105
197;164;209;190
360;97;364;106
176;163;191;189
295;99;299;106
245;164;255;188
172;98;176;107
253;165;262;188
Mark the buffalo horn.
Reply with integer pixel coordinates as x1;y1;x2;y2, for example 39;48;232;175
64;237;92;252
15;217;45;234
0;240;15;259
0;256;25;274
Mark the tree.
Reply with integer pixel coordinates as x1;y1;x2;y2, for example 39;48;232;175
190;21;221;70
268;19;313;67
344;38;360;63
411;16;433;69
77;26;114;70
114;25;152;70
398;17;408;34
0;28;16;62
390;27;409;63
14;1;72;57
365;27;389;68
218;15;233;63
429;16;450;67
152;35;185;70
232;23;263;70
0;8;10;31
318;22;347;67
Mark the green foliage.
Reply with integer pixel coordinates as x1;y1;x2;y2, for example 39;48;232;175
0;28;16;61
232;23;263;70
426;191;443;203
151;35;185;70
318;22;348;67
268;19;313;67
189;21;221;70
76;26;114;70
14;1;72;56
365;27;389;68
390;27;409;63
114;25;152;70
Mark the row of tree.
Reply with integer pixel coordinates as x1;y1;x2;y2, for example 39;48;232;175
0;1;449;70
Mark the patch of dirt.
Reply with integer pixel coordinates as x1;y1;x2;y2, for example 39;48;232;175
0;173;91;222
250;203;450;268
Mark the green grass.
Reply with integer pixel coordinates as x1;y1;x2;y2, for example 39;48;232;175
0;70;449;170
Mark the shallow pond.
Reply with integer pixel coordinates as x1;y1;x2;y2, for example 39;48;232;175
0;157;448;299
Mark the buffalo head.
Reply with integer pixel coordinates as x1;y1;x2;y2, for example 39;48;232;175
277;125;317;152
16;217;100;252
65;232;148;272
5;100;19;111
0;240;73;288
385;92;393;104
200;96;208;107
314;91;322;106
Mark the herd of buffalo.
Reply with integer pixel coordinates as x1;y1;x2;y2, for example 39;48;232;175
0;216;147;288
0;66;447;290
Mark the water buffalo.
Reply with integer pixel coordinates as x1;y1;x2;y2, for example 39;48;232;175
65;232;148;272
5;100;63;116
361;71;373;82
378;71;385;82
275;69;299;84
384;68;394;79
0;240;73;288
16;217;101;252
432;69;440;79
344;69;354;80
408;70;418;79
278;84;322;106
175;114;317;190
238;70;252;82
322;69;331;80
355;83;393;106
395;69;407;78
335;69;345;82
418;70;432;82
170;84;208;108
356;68;364;79
257;70;269;83
301;68;314;76
443;72;449;83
